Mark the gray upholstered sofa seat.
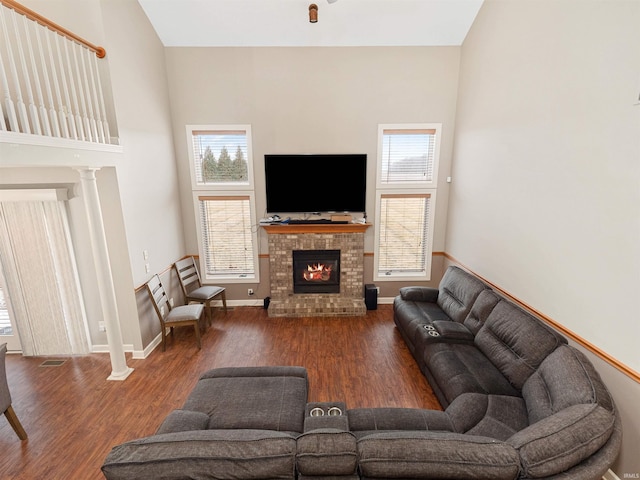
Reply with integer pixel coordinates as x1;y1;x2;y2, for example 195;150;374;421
102;366;309;480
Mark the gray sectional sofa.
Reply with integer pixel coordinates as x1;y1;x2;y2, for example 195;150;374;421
101;267;621;479
389;265;621;479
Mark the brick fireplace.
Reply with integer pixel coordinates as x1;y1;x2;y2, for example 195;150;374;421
263;224;370;317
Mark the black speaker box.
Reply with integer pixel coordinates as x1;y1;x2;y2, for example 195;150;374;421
364;284;377;310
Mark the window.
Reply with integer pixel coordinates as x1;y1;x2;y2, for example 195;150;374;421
187;126;259;282
374;124;440;281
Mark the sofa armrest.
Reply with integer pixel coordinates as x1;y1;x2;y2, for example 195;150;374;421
155;409;210;434
399;286;439;303
432;321;475;342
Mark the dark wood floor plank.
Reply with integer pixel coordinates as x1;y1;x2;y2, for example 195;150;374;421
0;305;439;479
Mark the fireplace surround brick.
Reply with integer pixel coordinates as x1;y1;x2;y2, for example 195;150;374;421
266;229;367;317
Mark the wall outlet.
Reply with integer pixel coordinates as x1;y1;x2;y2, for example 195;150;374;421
169;298;174;307
144;263;150;273
376;286;380;294
98;321;106;332
248;288;254;296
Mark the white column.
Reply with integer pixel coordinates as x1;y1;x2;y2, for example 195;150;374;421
76;168;133;381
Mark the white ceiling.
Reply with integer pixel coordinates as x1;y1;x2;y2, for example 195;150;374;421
137;0;484;47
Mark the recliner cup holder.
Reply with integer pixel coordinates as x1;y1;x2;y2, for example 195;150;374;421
423;324;436;331
310;407;324;417
428;330;440;337
328;406;343;416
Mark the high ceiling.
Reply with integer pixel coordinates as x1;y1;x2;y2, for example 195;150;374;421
137;0;484;47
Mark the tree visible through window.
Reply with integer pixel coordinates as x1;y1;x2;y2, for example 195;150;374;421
191;130;250;186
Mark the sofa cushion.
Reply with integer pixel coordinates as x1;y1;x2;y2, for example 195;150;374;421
436;266;490;323
155;409;210;434
101;429;297;480
421;342;520;407
445;393;529;441
507;404;615;478
296;429;357;476
522;345;614;424
347;408;453;437
356;431;520;480
462;289;501;335
183;367;308;433
474;300;567;390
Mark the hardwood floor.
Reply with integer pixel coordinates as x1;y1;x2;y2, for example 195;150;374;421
0;305;440;479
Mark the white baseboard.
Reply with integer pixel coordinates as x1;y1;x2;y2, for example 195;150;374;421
603;469;621;480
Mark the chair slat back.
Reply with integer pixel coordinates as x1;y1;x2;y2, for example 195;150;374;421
146;274;170;321
175;257;202;295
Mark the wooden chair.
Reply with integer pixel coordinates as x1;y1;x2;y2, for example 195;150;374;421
174;256;226;326
1;343;28;440
146;275;205;351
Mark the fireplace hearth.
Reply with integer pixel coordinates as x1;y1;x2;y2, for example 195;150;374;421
293;249;340;294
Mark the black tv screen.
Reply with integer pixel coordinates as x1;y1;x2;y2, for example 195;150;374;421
265;154;366;214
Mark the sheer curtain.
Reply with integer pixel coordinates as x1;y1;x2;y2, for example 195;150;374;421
0;200;89;356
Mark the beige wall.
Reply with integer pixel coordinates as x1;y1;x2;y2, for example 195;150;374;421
164;46;461;298
449;0;640;475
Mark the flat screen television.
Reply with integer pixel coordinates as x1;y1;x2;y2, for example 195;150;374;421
264;154;367;214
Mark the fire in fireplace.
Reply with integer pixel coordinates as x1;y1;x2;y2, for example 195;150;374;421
292;249;340;294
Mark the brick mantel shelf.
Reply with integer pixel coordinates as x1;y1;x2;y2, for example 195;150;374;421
263;223;371;317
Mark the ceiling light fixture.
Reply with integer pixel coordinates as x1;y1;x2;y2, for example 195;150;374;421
309;4;318;23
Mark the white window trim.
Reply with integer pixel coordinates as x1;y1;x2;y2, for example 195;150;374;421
187;125;259;283
373;189;437;282
373;123;442;282
376;123;441;190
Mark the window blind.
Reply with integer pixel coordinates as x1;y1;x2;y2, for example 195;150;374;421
377;193;431;275
380;128;436;184
198;196;254;277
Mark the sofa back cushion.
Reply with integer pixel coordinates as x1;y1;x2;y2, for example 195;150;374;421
436;266;489;323
462;290;501;335
522;345;614;424
474;300;567;390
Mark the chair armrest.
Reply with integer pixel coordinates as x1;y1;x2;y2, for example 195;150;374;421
399;286;439;303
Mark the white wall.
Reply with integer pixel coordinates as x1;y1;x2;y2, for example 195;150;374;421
449;0;640;475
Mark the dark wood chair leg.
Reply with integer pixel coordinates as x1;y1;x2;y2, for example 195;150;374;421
4;405;28;440
221;291;227;314
193;321;202;350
